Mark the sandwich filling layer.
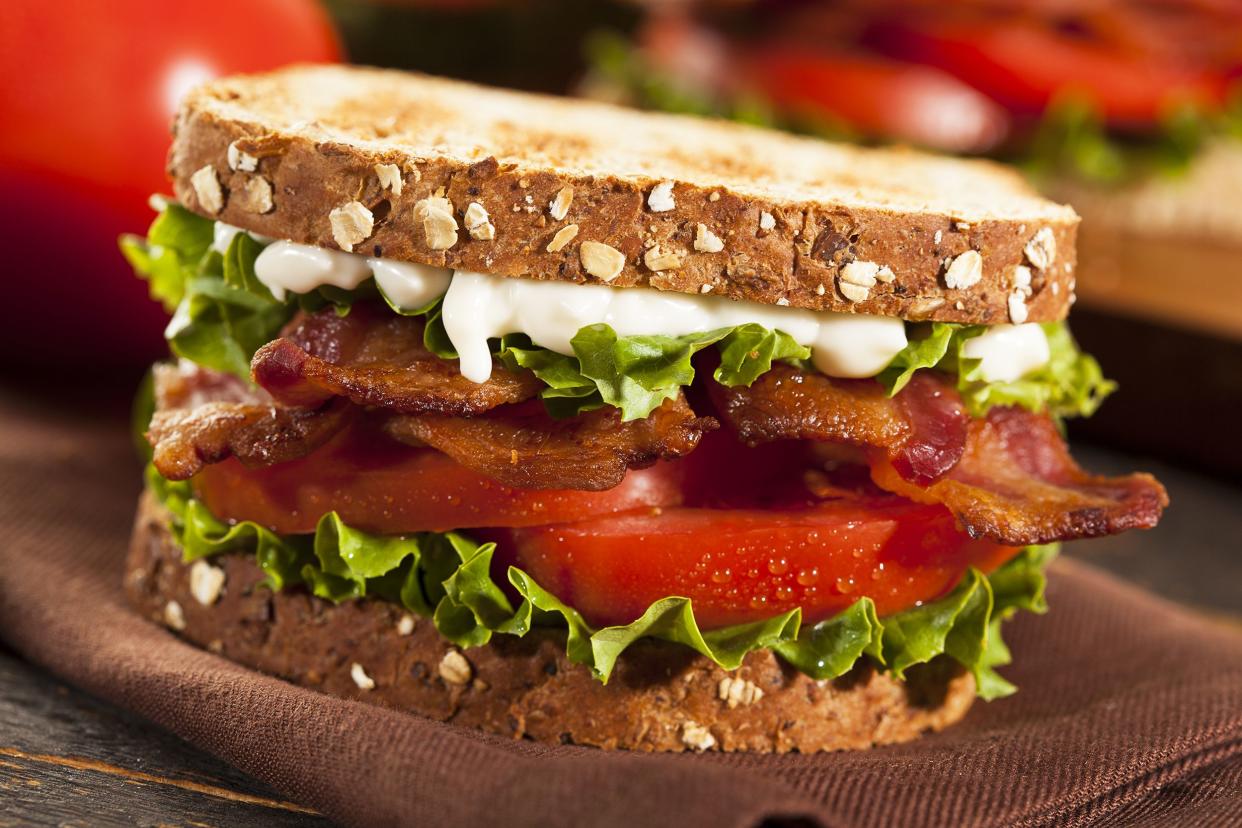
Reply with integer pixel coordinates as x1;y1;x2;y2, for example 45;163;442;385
126;202;1166;697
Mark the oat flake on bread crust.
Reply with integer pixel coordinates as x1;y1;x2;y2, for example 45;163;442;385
169;64;1078;325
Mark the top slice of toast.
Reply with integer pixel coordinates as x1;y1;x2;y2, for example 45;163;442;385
169;64;1078;323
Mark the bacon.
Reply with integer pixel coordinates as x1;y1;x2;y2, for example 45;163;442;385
148;360;351;481
710;366;1167;545
251;303;541;416
870;408;1168;546
148;400;352;481
712;366;967;486
384;396;717;491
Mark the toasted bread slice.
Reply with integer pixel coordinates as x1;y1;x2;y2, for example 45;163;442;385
127;492;976;752
170;64;1077;324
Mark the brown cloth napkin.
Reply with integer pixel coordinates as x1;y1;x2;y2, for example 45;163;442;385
1;381;1240;828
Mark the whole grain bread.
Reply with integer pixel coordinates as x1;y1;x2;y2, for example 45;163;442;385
169;64;1077;325
126;493;975;752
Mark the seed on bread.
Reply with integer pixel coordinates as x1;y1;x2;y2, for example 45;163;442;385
718;677;765;709
396;614;416;636
413;196;458;250
759;211;776;232
189;560;225;606
329;201;374;252
839;260;884;302
1008;290;1029;324
647;181;675;212
580;240;625;281
546;223;578;252
439;650;473;685
163;600;186;631
374;163;403;195
238;175;273;214
944;250;983;290
908;296;947;319
350;662;376;691
644;245;681;272
694;223;724;253
1024;227;1057;271
464;202;495;240
548;186;574;221
680;721;717;751
838;282;870;303
226;141;258;173
1011;264;1033;293
190;165;224;215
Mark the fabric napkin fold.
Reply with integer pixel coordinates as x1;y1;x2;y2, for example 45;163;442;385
1;383;1239;828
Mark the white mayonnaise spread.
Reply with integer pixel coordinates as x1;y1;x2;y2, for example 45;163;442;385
961;323;1051;382
224;227;1051;386
441;270;908;383
254;241;372;301
367;258;452;311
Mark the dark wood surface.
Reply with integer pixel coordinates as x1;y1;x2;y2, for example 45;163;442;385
1;444;1237;827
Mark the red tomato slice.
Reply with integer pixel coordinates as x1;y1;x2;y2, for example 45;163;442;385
744;46;1010;153
487;500;1017;629
863;20;1232;125
193;423;684;535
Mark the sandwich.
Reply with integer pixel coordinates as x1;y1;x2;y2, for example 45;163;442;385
121;65;1167;753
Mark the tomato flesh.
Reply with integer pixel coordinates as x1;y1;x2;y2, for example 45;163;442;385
194;422;1016;630
194;424;685;535
486;500;1016;629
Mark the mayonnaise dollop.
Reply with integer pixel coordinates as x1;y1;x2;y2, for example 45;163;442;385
961;323;1051;382
441;270;909;383
230;230;1051;386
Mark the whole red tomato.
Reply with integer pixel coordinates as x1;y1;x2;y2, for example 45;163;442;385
0;1;341;368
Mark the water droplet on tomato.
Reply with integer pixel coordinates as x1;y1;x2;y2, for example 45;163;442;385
710;568;732;584
749;595;769;609
767;557;789;575
796;567;820;586
834;577;856;594
746;568;760;579
775;585;794;601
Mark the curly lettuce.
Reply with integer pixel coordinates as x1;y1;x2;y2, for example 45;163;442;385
150;467;1054;698
877;321;1115;421
120;205;346;380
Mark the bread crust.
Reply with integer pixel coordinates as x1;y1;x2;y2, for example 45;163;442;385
125;492;975;752
168;65;1077;325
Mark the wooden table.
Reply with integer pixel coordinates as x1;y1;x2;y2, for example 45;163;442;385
2;446;1237;827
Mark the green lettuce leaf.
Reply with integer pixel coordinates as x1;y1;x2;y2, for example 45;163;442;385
876;321;1114;421
498;323;811;422
151;470;1054;693
955;322;1116;421
121;207;292;379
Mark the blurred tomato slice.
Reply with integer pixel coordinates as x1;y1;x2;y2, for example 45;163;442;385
744;46;1010;153
863;20;1233;126
0;1;341;366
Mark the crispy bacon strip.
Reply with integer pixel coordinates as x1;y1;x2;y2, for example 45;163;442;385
384;396;717;491
251;303;541;416
712;367;967;485
871;407;1168;545
147;361;350;481
710;365;1167;545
